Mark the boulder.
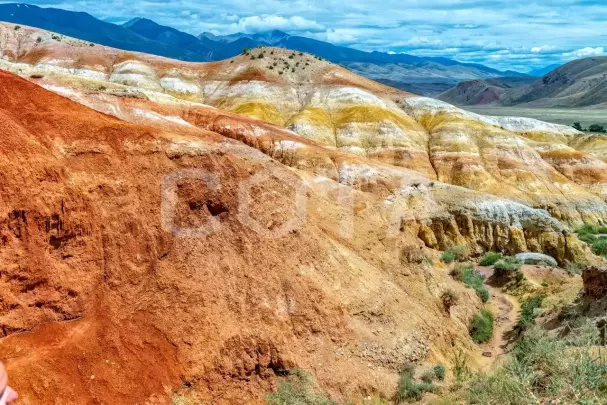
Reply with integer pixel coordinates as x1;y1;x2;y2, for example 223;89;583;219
515;252;558;267
582;265;607;298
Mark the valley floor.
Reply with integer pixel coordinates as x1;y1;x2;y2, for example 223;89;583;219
461;105;607;127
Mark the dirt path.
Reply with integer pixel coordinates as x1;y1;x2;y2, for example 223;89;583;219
476;267;521;369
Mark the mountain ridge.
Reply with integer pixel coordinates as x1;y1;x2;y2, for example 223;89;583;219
439;56;607;107
0;2;522;95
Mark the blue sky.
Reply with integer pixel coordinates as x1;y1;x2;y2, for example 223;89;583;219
5;0;607;72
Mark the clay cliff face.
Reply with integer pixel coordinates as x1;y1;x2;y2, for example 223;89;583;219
0;22;605;404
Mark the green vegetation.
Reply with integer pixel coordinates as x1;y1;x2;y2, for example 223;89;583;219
493;257;521;278
469;309;495;344
440;251;455;264
14;25;21;31
421;371;435;383
433;365;446;381
517;295;544;331
395;366;436;403
592;239;607;256
454;324;607;405
576;224;607;257
441;245;468;263
450;263;489;303
479;251;502;266
564;262;582;275
572;122;607;133
266;369;342;405
441;289;459;312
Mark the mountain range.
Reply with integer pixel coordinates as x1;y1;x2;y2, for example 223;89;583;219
0;2;530;95
439;56;607;107
0;18;605;405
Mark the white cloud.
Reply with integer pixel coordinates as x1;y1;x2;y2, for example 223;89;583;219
531;45;556;53
563;46;604;59
231;15;325;33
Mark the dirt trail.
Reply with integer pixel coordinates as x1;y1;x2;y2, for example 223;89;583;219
476;267;521;369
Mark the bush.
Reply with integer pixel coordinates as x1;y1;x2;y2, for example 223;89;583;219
479;251;502;266
493;257;521;278
433;364;446;381
469;309;494;344
588;124;606;133
592;239;607;256
395;366;436;403
517;295;544;331
451;263;489;303
461;323;607;404
266;369;340;405
441;251;455;264
449;245;469;261
564;262;581;275
441;289;459;312
421;371;435;383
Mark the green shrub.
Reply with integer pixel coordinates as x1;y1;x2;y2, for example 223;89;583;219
450;264;489;303
517;295;544;331
395;366;436;403
577;224;597;235
449;245;469;261
493;257;521;277
433;364;446;381
421;371;435;383
564;262;581;275
515;272;526;284
479;251;502;266
579;233;596;244
476;287;490;303
592;239;607;256
441;251;455;264
469;309;495;344
266;369;340;405
458;324;607;405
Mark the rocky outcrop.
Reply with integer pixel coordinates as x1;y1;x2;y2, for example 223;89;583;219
582;265;607;298
515;252;558;267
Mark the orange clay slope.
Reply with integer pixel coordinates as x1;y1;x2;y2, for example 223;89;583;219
0;68;517;405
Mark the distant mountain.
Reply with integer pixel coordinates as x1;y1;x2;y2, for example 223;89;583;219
438;76;537;105
0;3;525;95
0;3;211;61
441;57;607;107
122;17;216;59
529;64;561;77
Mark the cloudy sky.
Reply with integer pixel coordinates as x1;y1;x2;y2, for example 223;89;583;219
6;0;607;72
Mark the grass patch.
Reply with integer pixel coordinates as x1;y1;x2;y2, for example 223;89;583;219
266;369;341;405
592;239;607;256
453;323;607;405
493;257;521;278
479;251;502;266
516;295;544;331
433;364;446;381
469;309;495;344
450;263;489;303
441;245;469;264
395;366;437;403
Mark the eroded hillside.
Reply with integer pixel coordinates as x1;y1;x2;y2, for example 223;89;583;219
0;22;605;404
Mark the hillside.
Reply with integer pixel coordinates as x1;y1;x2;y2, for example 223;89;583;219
0;22;606;405
0;3;522;95
441;57;607;107
438;76;537;105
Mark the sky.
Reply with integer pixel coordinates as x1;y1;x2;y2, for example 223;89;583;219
4;0;607;72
